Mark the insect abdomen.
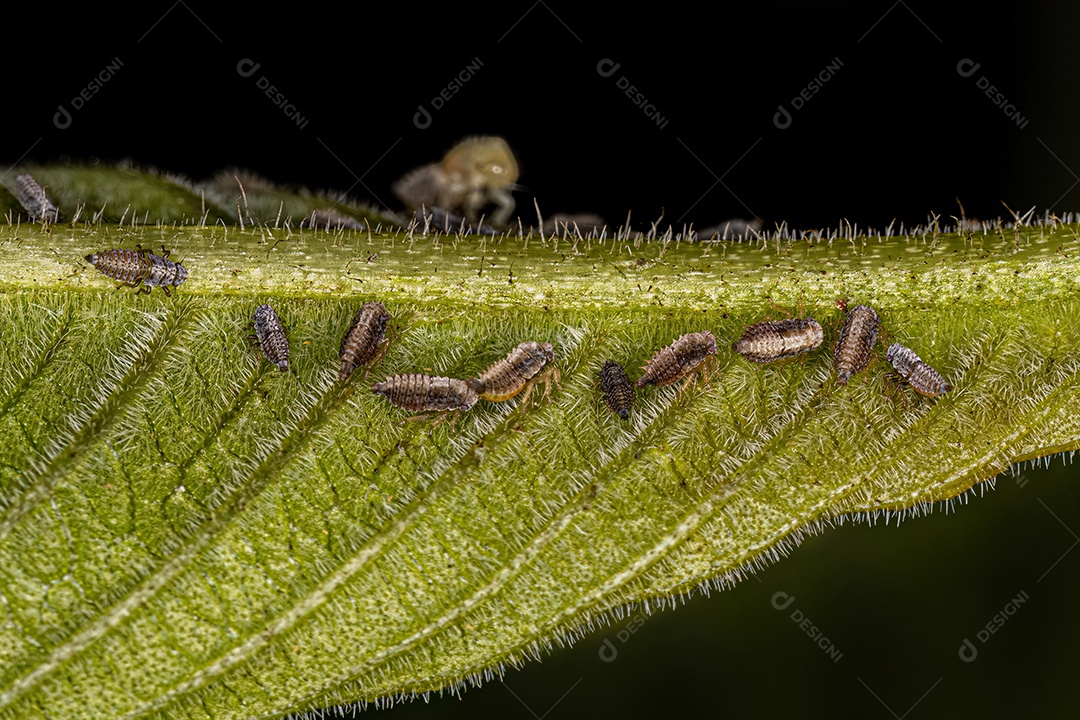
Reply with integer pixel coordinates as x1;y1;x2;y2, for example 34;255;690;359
732;318;823;363
254;304;290;371
469;341;554;402
339;302;390;381
886;343;951;397
638;331;716;387
85;248;151;286
599;360;634;419
834;305;879;384
372;374;478;412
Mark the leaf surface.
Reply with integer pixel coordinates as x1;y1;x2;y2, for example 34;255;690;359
0;215;1077;719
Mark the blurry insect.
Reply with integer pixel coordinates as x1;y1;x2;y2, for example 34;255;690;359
253;304;290;371
598;360;634;420
300;207;365;230
85;246;188;295
14;174;60;222
886;343;951;398
732;318;823;363
833;304;879;385
541;212;608;237
339;302;391;381
392;136;520;227
469;341;557;404
697;217;762;241
407;206;498;236
638;331;717;388
372;373;478;413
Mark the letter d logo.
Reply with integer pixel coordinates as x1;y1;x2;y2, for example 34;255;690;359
956;58;981;78
236;58;261;78
773;104;792;130
597;58;621;78
53;104;72;130
413;104;432;130
771;591;795;610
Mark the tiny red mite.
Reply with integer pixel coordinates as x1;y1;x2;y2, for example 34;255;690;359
732;318;823;363
254;304;289;371
468;341;555;402
638;331;716;388
833;305;879;385
886;343;951;397
339;302;390;381
372;373;478;412
599;360;634;419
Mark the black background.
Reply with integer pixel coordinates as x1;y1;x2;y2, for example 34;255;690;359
6;2;1079;231
6;3;1080;718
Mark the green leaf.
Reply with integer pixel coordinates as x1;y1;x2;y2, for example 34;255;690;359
0;197;1078;718
0;164;393;228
